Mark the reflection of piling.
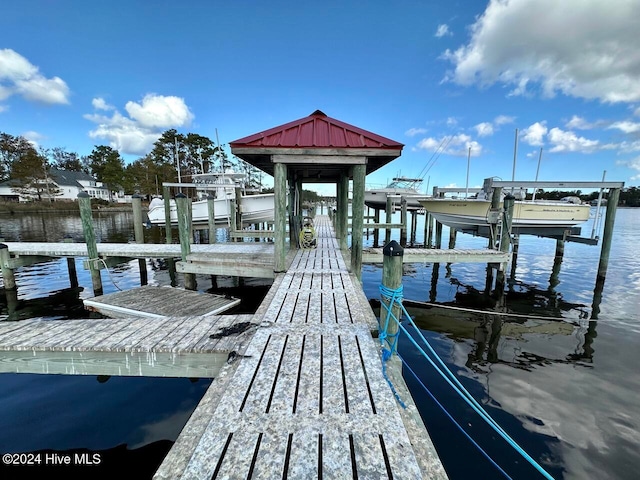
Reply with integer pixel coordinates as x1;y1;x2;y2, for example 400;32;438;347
176;193;196;290
429;263;439;303
509;235;520;279
382;241;403;354
78;192;103;296
132;194;148;286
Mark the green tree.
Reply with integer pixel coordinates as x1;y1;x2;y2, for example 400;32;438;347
10;148;61;201
0;133;34;182
51;147;85;172
87;146;125;195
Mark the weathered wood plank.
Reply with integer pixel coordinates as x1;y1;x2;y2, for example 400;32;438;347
321;334;346;414
294;333;321;414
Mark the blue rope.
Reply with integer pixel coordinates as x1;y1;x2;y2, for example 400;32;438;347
378;283;555;480
399;352;513;480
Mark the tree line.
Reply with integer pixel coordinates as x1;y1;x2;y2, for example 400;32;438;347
531;188;640;207
0;130;265;200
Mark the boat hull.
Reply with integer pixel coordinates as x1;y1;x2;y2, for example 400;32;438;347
419;198;590;231
147;194;274;227
364;190;424;211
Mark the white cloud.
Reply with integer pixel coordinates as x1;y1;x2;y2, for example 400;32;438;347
616;157;640;180
494;115;515;125
618;140;640;153
446;117;457;127
405;127;428;137
85;94;194;155
435;24;451;38
125;94;194;129
566;115;596;130
0;49;70;105
92;97;114;111
0;104;7;113
608;121;640;134
547;127;600;153
442;0;640;103
635;106;640;117
416;133;482;156
521;122;548;146
474;122;494;137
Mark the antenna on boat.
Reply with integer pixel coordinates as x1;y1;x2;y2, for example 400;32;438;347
175;136;182;193
531;147;543;201
465;146;471;198
511;128;518;193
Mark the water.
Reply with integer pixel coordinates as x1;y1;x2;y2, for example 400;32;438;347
1;208;639;479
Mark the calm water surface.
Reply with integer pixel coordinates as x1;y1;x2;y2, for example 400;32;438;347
0;208;638;479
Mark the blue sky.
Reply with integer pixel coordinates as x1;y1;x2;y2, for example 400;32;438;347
2;0;639;195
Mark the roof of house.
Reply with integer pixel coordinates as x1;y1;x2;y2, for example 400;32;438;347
49;168;96;187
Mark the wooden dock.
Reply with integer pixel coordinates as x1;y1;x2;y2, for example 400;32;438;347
154;216;447;479
83;285;241;319
362;246;510;263
0;313;260;377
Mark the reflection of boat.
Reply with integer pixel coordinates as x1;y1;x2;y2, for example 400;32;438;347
418;181;590;235
365;177;426;211
146;172;274;227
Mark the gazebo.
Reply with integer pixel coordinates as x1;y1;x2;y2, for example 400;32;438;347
230;110;403;279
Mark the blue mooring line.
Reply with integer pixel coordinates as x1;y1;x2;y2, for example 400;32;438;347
378;283;555;480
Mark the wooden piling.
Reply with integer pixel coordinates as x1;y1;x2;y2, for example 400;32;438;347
351;164;366;280
163;185;172;244
382;240;404;354
338;173;349;252
496;194;515;292
0;243;16;290
274;162;287;272
489;187;503;249
596;187;620;283
410;210;418;245
373;208;380;247
400;197;408;247
229;199;237;242
175;193;196;290
234;186;243;231
62;236;79;288
425;212;433;248
132;194;148;286
448;227;457;249
385;195;393;244
434;221;443;249
510;235;520;279
207;194;216;244
78;193;103;295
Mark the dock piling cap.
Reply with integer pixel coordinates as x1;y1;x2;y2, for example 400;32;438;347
383;240;404;257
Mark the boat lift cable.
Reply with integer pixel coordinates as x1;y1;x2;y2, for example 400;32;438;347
379;283;555;480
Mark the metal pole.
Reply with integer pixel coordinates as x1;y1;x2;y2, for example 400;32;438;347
592;170;606;239
531;147;543;201
596;187;620;283
465;147;471;198
399;197;407;247
511;128;518;190
385;195;393;244
163;185;172;244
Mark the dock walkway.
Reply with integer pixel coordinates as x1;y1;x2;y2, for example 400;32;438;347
155;216;447;479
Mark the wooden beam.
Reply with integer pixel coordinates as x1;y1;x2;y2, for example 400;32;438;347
272;155;367;165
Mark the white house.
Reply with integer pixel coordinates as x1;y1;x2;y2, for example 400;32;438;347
0;168;112;202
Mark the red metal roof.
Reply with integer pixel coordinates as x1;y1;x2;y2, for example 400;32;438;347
229;110;403;150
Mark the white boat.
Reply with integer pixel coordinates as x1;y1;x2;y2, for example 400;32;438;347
418;191;590;234
147;171;274;227
365;177;426;211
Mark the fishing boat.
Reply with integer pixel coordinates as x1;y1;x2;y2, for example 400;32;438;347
146;171;274;227
364;177;426;211
418;182;590;236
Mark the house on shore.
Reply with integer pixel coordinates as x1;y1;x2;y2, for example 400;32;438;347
0;168;130;203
